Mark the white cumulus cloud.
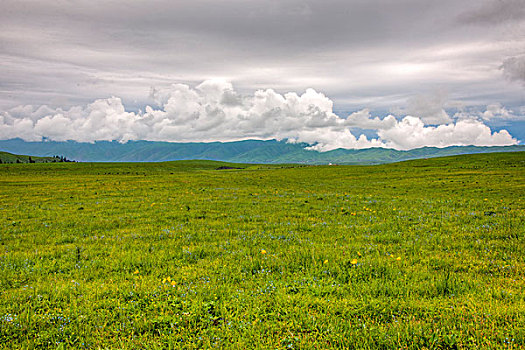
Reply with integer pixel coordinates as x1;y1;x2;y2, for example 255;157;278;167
481;103;517;120
0;80;518;151
378;117;515;150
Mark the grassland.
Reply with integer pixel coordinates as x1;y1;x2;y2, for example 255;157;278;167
0;153;524;349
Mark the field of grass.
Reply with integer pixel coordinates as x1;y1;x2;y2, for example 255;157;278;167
0;153;524;349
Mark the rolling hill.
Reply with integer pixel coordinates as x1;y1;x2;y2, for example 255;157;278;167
0;151;71;164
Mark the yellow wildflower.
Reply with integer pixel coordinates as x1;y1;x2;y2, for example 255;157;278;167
351;259;358;265
261;249;267;254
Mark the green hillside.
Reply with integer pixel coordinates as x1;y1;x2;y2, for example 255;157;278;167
0;151;70;164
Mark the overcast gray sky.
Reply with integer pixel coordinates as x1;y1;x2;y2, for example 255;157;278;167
1;0;524;149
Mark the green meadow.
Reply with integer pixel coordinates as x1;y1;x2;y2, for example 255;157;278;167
0;153;524;349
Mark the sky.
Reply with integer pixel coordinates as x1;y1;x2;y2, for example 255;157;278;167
1;0;524;150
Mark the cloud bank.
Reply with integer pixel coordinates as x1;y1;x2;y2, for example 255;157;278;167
0;80;518;151
1;0;524;114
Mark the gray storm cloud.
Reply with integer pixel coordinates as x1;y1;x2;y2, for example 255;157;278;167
459;0;525;25
1;0;524;114
502;56;525;84
0;80;517;151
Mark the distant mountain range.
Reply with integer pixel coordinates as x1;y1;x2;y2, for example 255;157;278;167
0;138;523;164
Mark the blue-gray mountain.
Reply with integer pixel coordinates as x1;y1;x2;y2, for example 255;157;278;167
0;138;523;164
